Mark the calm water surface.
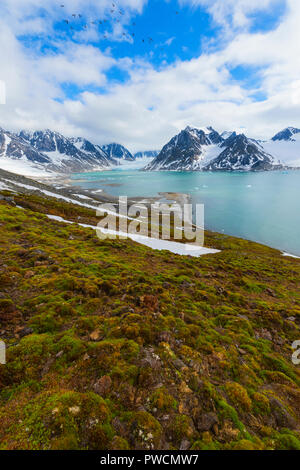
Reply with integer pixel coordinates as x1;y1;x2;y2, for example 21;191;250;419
71;169;300;256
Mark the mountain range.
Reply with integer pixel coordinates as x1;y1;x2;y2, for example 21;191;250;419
145;126;300;172
0;126;300;176
0;128;157;176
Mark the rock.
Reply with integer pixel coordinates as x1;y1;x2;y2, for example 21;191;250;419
189;359;202;373
0;195;15;204
173;358;186;370
112;417;127;437
266;288;276;297
181;280;193;288
196;412;219;432
257;329;273;341
180;439;191;450
219;420;239;442
55;350;64;358
269;398;297;429
141;347;161;370
274;336;285;346
238;348;247;355
157;331;174;345
18;327;33;338
93;375;112;396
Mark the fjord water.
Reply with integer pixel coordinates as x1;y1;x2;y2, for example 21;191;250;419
71;170;300;256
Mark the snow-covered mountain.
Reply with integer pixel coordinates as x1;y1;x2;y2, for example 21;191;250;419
205;133;275;171
134;150;159;159
18;130;114;172
101;143;135;162
1;125;300;177
145;126;296;172
144;126;225;171
0;128;119;176
271;127;300;141
262;128;300;168
0;128;53;176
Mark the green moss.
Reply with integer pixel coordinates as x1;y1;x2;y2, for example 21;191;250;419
150;387;178;412
276;433;300;450
167;415;196;445
129;411;162;449
225;382;252;412
0;196;300;450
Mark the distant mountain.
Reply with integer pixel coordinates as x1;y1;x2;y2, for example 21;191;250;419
70;137;116;166
18;130;113;172
144;126;225;171
205;133;275;171
145;126;285;172
101;143;134;162
0;128;118;175
271;127;300;141
134;150;159;159
1;125;299;177
262;127;300;167
1;128;51;165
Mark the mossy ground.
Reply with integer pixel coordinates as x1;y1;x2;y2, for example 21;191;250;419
0;191;299;450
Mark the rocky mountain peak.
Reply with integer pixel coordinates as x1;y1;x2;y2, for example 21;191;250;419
271;127;300;141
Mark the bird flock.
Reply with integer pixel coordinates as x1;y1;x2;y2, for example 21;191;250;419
59;3;179;49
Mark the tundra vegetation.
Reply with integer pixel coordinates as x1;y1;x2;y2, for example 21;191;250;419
0;190;299;450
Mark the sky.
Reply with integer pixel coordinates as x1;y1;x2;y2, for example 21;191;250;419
0;0;299;152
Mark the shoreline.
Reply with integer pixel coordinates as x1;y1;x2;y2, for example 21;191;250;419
1;167;300;259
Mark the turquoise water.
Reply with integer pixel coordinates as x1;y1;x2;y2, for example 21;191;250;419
71;170;300;256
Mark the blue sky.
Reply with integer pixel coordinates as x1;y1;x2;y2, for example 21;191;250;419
18;0;287;98
0;0;298;151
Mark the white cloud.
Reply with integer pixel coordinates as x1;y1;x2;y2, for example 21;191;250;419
0;0;299;153
181;0;284;29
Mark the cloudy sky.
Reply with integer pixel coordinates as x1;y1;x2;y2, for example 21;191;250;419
0;0;299;151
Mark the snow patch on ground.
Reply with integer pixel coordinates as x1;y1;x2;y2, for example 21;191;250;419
282;252;300;259
0;181;12;191
43;213;220;258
